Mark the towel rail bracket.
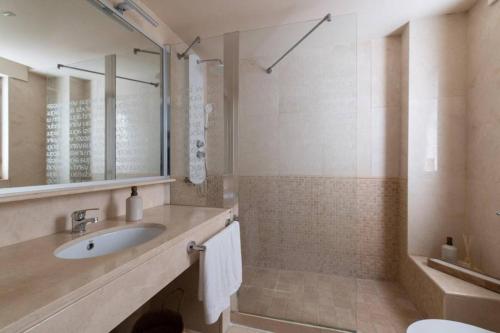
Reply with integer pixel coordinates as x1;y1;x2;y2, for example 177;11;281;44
187;240;206;253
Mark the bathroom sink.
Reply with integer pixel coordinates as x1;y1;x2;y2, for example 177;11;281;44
54;224;166;259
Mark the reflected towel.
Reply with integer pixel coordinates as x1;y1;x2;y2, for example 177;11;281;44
198;221;242;324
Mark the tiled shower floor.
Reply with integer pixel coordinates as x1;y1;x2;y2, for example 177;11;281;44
238;266;423;333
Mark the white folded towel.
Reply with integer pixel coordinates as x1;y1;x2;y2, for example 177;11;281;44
198;221;242;324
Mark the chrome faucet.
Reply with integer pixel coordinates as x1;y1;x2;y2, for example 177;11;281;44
71;208;99;234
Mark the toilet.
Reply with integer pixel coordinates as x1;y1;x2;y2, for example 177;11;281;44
408;320;494;333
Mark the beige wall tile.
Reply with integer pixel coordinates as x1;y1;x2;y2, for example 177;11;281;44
0;183;170;247
357;38;402;179
371;38;401;109
239;176;400;280
409;14;467;100
406;14;468;258
465;0;500;278
238;32;358;178
400;27;409;180
445;294;500;332
170;175;223;208
239;114;279;176
239;58;280;119
400;256;444;318
370;107;401;178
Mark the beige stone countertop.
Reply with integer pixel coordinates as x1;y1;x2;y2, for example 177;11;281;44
0;204;230;333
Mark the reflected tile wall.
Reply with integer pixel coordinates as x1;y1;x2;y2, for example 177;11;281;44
239;176;400;280
9;73;47;187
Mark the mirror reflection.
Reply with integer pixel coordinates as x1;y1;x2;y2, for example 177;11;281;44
0;0;163;188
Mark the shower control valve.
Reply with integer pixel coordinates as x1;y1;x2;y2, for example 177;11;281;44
196;140;205;148
196;151;206;159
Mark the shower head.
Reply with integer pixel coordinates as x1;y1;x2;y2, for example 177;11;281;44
197;58;224;67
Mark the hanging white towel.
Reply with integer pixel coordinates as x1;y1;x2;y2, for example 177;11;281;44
198;221;242;324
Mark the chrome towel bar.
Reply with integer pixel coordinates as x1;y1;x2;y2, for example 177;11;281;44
187;217;238;253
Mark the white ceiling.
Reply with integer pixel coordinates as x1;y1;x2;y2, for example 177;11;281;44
143;0;477;43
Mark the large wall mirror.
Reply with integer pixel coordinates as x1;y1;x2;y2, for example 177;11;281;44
0;0;166;191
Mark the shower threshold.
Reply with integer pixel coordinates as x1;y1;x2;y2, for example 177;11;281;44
232;311;354;333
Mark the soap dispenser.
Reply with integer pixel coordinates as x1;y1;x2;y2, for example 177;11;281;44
441;236;458;264
126;186;143;222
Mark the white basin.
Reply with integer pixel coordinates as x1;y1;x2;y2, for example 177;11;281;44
54;224;166;259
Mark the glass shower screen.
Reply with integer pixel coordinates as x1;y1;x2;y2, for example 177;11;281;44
236;13;359;331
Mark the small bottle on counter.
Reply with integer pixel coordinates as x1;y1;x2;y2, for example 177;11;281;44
126;186;143;222
441;236;458;264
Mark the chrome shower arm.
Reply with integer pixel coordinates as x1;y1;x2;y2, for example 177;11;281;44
265;13;332;74
177;36;201;59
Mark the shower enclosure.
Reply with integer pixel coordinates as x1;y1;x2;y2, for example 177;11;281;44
236;14;359;331
169;13;360;332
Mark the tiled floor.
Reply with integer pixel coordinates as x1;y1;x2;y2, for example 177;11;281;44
238;266;423;333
